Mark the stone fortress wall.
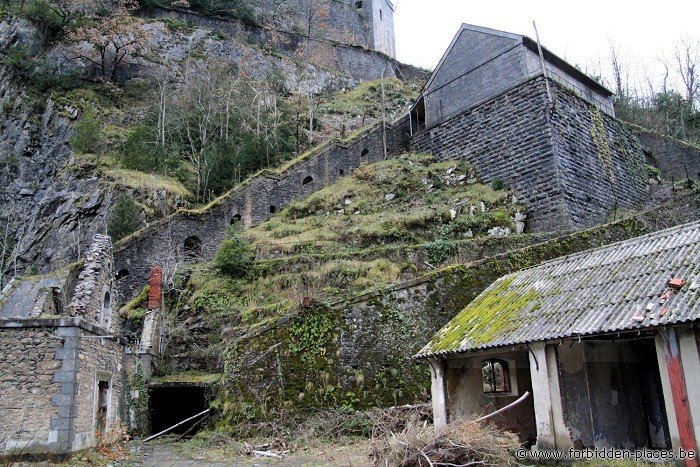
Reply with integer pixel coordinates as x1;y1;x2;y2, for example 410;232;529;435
113;117;411;303
412;76;649;231
113;71;700;305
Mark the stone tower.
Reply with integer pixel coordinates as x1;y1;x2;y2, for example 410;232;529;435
357;0;396;58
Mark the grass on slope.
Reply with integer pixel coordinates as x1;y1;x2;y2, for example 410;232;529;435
245;153;519;256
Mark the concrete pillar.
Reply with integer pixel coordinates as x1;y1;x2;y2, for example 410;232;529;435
545;345;573;449
428;358;448;428
528;342;556;449
678;328;700;447
656;332;682;452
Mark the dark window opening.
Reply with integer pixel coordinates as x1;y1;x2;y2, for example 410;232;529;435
149;385;207;437
482;359;511;393
361;148;369;158
96;380;109;435
339;169;345;175
269;205;277;214
355;1;362;8
183;236;202;259
116;269;130;280
410;97;426;134
230;213;242;225
379;8;383;21
302;175;314;185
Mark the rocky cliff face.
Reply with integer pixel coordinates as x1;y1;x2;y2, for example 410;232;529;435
0;10;422;282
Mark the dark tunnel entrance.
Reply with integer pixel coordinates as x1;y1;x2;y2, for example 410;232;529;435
149;384;207;437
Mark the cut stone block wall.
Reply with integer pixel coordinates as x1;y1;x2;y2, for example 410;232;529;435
634;127;700;181
412;77;649;231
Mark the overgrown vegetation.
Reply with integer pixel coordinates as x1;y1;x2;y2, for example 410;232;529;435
107;194;142;240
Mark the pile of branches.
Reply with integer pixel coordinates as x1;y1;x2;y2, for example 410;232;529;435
228;404;432;444
373;417;520;466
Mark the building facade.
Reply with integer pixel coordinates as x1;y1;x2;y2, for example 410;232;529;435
0;235;126;456
416;221;700;456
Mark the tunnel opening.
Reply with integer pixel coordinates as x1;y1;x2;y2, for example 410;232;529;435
148;385;207;437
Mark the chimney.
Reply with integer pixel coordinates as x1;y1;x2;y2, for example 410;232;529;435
148;267;164;310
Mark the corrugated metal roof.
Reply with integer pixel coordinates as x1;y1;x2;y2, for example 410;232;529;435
415;220;700;359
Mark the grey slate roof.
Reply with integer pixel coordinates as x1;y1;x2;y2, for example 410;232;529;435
0;277;62;319
415;220;700;359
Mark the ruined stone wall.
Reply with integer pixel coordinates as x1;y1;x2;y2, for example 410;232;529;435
221;193;700;417
114;117;411;303
72;331;124;451
0;327;62;454
68;235;118;333
412;77;649;231
634;127;700;181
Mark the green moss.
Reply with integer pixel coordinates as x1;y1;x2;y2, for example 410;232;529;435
424;276;540;353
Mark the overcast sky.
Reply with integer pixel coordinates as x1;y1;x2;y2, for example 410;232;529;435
393;0;700;93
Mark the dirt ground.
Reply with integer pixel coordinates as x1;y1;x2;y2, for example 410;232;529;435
127;437;374;466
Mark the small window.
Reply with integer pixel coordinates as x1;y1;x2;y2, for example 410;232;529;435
230;213;242;225
270;205;277;214
379;9;383;21
183;236;202;259
339;169;345;175
302;175;314;185
482;359;511;393
355;1;362;8
361;148;369;158
115;269;130;280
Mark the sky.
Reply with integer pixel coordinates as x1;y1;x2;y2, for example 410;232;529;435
393;0;700;93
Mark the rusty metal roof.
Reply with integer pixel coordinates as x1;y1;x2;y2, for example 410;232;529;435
415;220;700;359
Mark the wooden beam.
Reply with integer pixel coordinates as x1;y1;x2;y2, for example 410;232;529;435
661;328;698;466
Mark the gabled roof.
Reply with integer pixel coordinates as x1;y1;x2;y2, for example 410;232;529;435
415;220;700;359
421;23;612;99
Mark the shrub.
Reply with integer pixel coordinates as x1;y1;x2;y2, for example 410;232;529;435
491;178;509;191
214;229;254;278
70;111;103;154
107;195;142;241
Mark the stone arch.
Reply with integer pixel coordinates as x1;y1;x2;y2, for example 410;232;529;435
302;175;314;185
230;213;242;225
115;269;130;280
183;236;202;259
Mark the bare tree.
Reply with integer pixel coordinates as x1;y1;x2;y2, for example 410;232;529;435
674;38;700;109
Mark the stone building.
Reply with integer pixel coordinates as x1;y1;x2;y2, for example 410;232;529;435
416;220;700;455
247;0;396;58
410;24;649;232
0;235;126;456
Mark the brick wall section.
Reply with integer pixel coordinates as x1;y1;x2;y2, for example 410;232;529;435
634;127;700;181
114;117;411;303
550;85;649;229
71;332;124;451
413;77;569;231
0;327;62;454
412;76;648;231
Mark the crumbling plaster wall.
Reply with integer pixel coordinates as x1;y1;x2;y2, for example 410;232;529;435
444;351;536;442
